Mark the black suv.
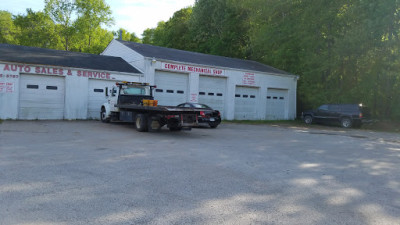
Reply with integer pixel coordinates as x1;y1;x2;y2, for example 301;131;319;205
302;104;370;128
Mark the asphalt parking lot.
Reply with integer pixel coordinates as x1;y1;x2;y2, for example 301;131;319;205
1;120;400;225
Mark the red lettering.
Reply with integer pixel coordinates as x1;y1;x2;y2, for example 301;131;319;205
35;67;40;73
11;65;17;71
24;66;31;73
77;71;82;76
4;64;9;71
41;67;47;74
67;70;72;76
106;73;110;79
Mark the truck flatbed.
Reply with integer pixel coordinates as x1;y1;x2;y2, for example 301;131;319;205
115;104;203;115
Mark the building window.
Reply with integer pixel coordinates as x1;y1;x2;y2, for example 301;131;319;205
217;93;223;96
273;97;278;99
279;97;284;100
27;85;39;89
177;90;184;94
199;92;205;95
235;94;240;97
243;95;248;98
208;93;214;96
166;90;174;93
267;96;271;99
250;95;255;98
155;89;163;92
93;88;103;92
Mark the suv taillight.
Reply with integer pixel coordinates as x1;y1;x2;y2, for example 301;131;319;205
200;111;206;117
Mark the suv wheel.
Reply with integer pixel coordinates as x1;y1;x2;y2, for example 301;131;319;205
341;117;352;128
304;115;313;125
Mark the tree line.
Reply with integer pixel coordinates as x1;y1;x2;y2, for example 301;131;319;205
1;0;399;119
143;0;400;120
0;0;139;54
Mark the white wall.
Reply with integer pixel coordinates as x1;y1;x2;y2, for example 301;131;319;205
101;43;298;120
147;59;297;120
102;40;146;77
0;62;140;120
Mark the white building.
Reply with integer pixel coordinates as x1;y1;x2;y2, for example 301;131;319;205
102;40;298;120
0;44;141;120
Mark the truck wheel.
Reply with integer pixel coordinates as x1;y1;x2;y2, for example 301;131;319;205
101;107;110;123
135;114;148;132
341;117;352;128
148;119;161;132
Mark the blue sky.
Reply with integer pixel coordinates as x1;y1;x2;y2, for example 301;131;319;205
0;0;195;37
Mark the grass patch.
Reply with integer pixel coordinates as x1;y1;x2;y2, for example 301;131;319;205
0;119;3;124
361;120;400;133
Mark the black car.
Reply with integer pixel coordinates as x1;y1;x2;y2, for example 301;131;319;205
302;104;370;128
177;103;221;128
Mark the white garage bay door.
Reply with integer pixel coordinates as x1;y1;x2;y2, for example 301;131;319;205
198;76;226;118
154;71;188;106
266;88;288;120
88;79;116;119
19;75;65;120
234;86;258;120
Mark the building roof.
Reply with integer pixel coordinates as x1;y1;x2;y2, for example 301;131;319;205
116;40;292;75
0;44;141;74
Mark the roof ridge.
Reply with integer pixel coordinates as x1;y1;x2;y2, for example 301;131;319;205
116;40;292;75
118;40;258;64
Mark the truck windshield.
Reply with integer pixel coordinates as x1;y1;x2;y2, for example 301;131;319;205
121;86;150;95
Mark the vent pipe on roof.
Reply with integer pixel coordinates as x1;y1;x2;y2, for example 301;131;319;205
119;29;122;41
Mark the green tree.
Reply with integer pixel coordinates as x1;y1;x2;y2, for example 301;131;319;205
44;0;76;50
13;9;61;49
152;7;194;50
74;0;113;51
114;28;140;42
189;0;250;58
0;10;18;44
141;28;155;44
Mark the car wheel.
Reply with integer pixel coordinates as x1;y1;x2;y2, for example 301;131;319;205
100;107;110;123
304;115;313;124
135;114;148;132
209;122;218;128
341;117;352;128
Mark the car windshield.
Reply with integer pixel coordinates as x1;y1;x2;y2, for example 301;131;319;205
192;103;211;109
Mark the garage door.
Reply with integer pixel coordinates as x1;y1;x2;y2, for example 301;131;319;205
154;71;188;106
198;76;226;118
266;88;288;120
19;75;65;120
234;86;258;120
88;79;116;119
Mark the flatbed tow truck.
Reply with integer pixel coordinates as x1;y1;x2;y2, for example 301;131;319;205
100;82;202;132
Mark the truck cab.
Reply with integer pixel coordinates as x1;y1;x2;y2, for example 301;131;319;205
101;82;155;121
